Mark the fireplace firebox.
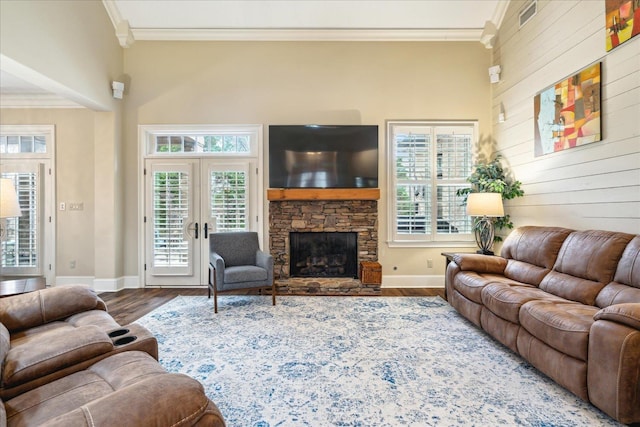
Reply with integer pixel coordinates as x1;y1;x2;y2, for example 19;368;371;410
289;232;358;278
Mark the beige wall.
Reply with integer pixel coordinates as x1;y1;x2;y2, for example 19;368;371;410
122;41;492;282
492;0;640;233
0;108;96;277
1;1;125;289
0;0;123;111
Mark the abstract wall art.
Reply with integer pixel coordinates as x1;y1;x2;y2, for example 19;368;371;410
606;0;640;51
533;62;601;157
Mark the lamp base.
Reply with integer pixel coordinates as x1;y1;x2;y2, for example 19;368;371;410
476;249;494;256
474;217;496;256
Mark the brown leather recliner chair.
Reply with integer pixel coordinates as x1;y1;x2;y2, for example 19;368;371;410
0;286;226;426
0;286;157;399
1;351;225;426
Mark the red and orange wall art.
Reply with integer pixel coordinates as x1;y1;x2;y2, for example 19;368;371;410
533;62;601;157
606;0;640;51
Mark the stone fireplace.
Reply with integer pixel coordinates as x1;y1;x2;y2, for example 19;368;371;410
268;189;379;295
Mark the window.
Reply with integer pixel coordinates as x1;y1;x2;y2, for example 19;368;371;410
387;121;475;246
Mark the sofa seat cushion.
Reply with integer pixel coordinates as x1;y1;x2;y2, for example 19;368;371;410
519;300;598;361
453;273;518;304
5;351;220;427
3;325;113;388
224;265;268;284
481;283;566;324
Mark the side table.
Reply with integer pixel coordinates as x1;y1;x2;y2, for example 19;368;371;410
441;252;476;301
0;276;46;297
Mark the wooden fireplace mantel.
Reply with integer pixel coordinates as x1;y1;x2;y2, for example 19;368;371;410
267;188;380;201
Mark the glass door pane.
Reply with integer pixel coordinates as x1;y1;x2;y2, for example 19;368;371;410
145;160;200;286
0;163;43;276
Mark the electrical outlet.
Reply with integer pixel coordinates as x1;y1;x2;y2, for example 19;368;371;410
70;260;76;269
427;259;433;268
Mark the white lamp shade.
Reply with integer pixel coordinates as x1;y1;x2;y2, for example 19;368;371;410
0;178;22;218
466;192;504;217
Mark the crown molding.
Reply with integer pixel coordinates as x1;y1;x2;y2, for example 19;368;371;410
102;0;123;29
0;93;84;109
132;28;483;42
492;0;511;29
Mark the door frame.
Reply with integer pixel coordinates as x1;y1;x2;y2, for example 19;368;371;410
0;125;56;285
137;124;264;288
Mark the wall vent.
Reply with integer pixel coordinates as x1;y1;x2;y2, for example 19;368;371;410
519;0;537;28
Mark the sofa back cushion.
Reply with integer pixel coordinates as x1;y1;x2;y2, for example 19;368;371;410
596;235;640;307
0;286;103;333
540;230;634;305
209;232;259;267
500;226;573;285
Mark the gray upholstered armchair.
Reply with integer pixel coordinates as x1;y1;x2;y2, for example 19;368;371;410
208;231;275;313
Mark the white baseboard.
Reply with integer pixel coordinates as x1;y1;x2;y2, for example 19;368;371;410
381;275;444;288
54;276;95;288
54;276;142;292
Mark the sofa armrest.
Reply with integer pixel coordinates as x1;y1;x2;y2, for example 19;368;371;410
256;250;273;270
588;306;640;423
452;253;508;274
40;374;226;427
0;286;106;332
594;303;640;330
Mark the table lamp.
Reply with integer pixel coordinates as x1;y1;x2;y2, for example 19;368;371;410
466;192;504;255
1;178;22;239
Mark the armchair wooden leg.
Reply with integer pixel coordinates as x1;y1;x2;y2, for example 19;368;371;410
213;285;218;314
208;264;213;299
272;282;276;306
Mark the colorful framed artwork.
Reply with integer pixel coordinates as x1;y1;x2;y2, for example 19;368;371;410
533;62;601;157
606;0;640;51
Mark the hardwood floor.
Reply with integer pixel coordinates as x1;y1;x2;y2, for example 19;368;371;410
99;287;445;325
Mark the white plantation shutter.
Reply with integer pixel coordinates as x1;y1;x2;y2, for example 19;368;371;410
388;122;475;245
1;166;42;274
150;164;193;274
209;164;249;232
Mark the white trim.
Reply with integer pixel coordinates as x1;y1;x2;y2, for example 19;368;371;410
381;275;445;288
0;94;84;109
93;277;125;292
491;0;511;29
123;275;142;289
54;276;95;288
101;0;123;30
132;28;483;42
0;125;56;285
0;55;108;111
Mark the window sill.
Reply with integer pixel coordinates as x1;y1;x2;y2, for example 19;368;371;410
386;240;477;249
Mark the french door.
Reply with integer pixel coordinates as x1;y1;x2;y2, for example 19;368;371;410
144;158;256;287
0;162;46;277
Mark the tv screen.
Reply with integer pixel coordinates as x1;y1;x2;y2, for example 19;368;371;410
269;125;378;188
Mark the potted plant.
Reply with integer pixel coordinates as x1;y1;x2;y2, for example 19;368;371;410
457;154;524;241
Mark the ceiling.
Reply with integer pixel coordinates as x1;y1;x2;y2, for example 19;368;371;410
1;0;509;104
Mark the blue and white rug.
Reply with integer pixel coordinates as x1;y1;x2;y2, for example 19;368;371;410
136;296;621;426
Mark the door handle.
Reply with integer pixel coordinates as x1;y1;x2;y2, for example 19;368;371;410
204;222;209;239
194;222;199;239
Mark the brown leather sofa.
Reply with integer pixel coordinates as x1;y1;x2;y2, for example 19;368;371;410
0;286;226;426
446;226;640;424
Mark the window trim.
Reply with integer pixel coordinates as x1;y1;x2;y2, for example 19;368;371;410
386;120;477;248
141;124;260;158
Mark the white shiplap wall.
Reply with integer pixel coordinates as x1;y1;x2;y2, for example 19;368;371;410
492;0;640;234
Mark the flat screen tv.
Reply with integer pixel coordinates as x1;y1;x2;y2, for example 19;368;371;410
269;125;378;188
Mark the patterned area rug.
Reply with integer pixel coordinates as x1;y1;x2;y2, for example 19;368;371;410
136;296;621;426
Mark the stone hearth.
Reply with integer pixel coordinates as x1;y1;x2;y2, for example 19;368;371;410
269;198;379;295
